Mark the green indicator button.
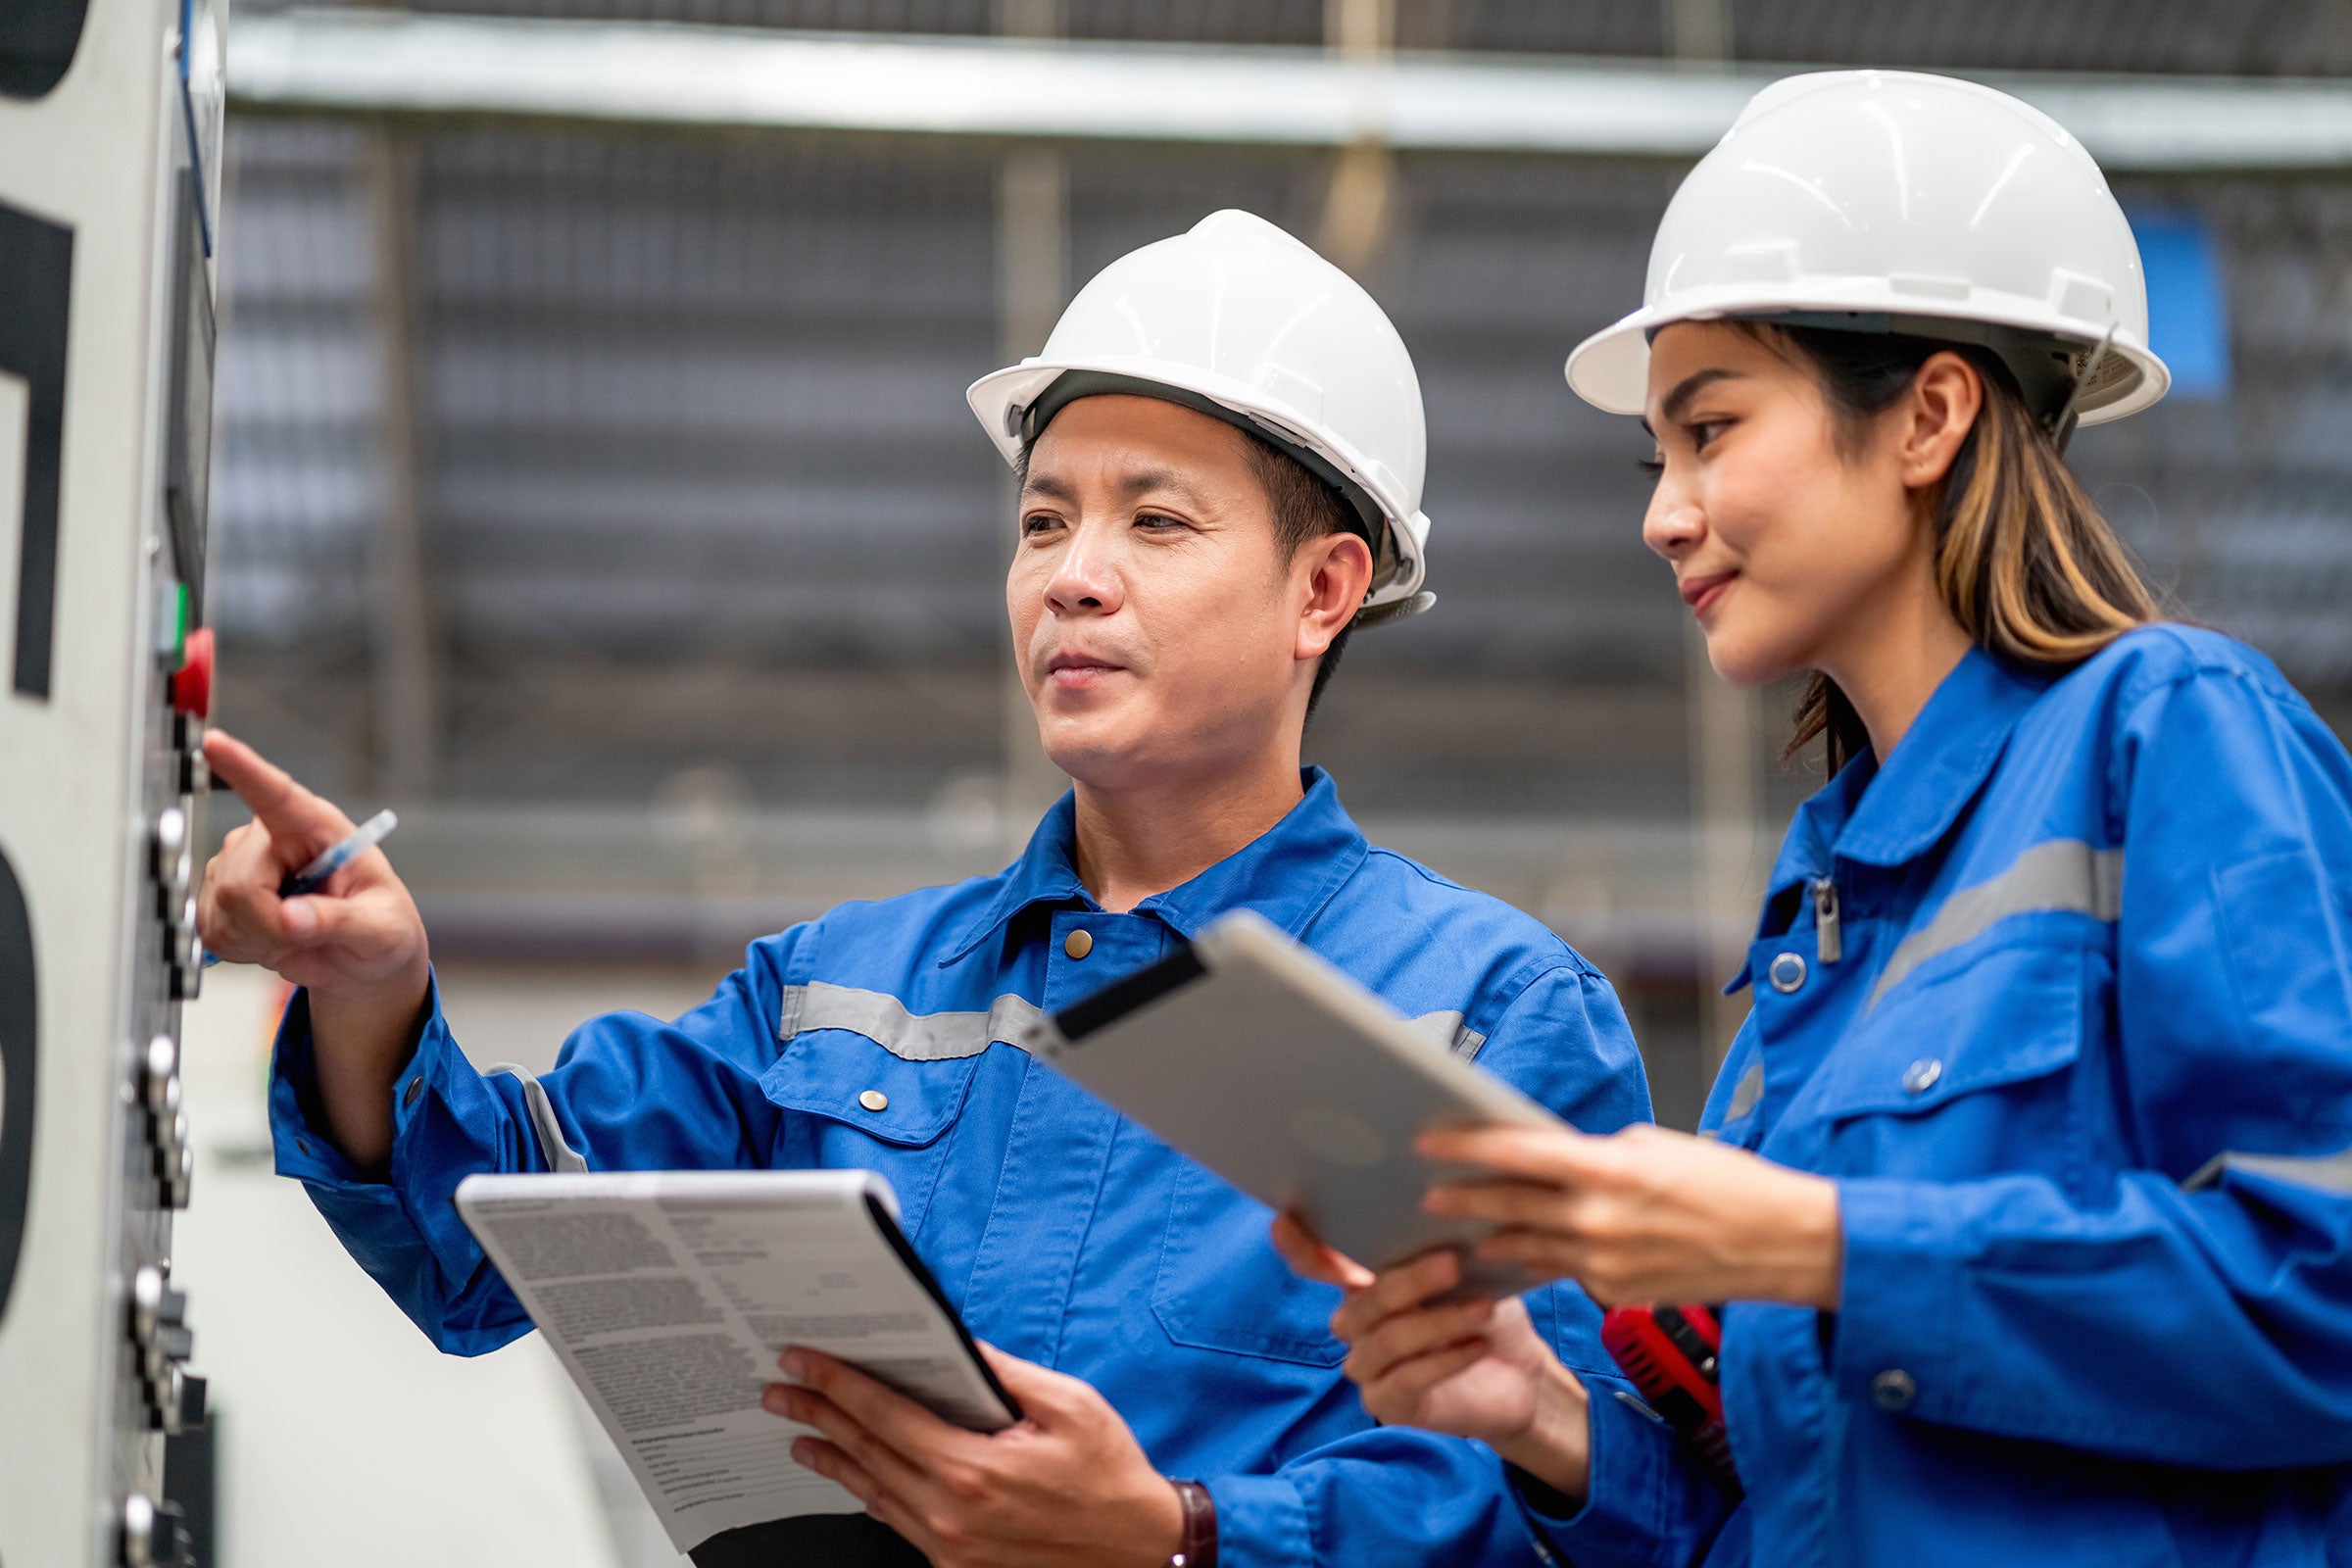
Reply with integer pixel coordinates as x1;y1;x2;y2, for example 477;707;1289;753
171;582;191;665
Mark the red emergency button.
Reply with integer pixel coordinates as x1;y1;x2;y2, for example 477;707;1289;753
171;626;214;718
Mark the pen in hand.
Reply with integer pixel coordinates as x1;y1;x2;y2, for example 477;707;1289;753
280;808;400;898
202;808;400;966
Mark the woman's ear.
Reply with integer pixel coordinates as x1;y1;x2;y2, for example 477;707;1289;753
1897;350;1985;491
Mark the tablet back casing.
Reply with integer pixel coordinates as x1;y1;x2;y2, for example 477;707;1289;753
1029;910;1561;1289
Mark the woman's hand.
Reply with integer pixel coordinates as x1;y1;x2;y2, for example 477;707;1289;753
1269;1214;1592;1501
1419;1122;1844;1309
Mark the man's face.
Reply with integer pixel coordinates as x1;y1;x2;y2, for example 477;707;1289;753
1006;395;1341;792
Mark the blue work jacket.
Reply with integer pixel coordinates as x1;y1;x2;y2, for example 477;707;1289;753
1532;629;2352;1568
271;767;1654;1568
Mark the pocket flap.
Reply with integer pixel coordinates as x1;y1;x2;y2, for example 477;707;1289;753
760;1030;981;1147
1816;940;2086;1119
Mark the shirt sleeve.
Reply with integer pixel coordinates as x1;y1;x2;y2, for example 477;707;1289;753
1512;1372;1741;1568
1207;961;1669;1568
1829;660;2352;1468
1515;994;1752;1568
270;935;803;1353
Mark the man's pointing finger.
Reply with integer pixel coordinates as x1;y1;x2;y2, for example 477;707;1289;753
203;729;354;845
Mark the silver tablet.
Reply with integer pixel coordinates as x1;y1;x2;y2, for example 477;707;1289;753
1023;908;1565;1294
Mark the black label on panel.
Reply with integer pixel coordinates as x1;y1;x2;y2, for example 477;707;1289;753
0;202;73;701
165;172;214;609
0;0;89;100
0;844;35;1328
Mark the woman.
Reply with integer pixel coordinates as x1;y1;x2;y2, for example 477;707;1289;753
1276;72;2352;1567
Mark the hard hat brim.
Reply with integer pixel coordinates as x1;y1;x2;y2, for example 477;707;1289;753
967;355;1433;619
1566;286;2171;427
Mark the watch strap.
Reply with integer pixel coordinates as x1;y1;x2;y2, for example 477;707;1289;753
1168;1478;1217;1568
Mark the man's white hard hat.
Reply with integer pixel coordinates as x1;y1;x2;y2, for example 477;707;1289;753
968;209;1434;627
1566;71;2172;432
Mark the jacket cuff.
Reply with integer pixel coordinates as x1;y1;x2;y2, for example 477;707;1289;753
1830;1176;1966;1421
1517;1373;1729;1568
1202;1471;1310;1568
268;972;497;1291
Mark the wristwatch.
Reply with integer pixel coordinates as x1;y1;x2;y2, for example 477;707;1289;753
1169;1478;1218;1568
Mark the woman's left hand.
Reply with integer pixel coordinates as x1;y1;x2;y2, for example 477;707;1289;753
1419;1122;1846;1309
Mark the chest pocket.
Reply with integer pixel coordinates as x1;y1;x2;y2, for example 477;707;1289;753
1803;937;2094;1185
760;1026;982;1236
1152;1163;1347;1367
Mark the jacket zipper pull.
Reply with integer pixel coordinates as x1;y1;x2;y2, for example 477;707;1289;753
1813;876;1841;964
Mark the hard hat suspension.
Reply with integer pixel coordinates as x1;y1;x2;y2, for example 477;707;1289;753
1700;312;2128;451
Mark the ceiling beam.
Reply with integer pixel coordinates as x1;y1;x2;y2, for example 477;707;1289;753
228;11;2352;172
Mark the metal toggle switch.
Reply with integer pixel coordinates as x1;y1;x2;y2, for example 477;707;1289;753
143;1034;178;1117
131;1265;194;1386
174;713;210;795
150;808;193;918
121;1492;189;1568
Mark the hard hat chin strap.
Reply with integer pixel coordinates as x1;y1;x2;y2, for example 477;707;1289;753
2047;327;2117;456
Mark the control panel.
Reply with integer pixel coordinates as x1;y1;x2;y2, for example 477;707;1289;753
0;0;225;1563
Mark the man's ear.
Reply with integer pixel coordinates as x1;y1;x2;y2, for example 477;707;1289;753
1897;351;1984;491
1295;530;1374;662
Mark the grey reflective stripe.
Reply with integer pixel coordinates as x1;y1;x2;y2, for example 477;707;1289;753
779;982;1489;1063
1725;1061;1765;1122
486;1062;588;1173
1869;839;2124;1008
2184;1148;2352;1197
779;981;1042;1061
1414;1010;1489;1061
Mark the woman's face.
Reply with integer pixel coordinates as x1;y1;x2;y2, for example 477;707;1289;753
1639;322;1929;687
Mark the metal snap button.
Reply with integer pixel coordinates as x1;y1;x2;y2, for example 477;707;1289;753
1902;1057;1943;1094
1063;929;1094;959
858;1089;889;1112
1767;951;1807;994
1871;1369;1918;1411
402;1076;423;1109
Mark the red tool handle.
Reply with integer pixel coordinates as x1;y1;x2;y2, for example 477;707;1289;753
1601;1302;1740;1496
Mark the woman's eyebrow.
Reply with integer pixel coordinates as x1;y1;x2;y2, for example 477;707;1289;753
1658;368;1744;426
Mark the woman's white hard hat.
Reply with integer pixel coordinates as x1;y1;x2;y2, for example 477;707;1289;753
1566;71;2172;431
967;209;1434;627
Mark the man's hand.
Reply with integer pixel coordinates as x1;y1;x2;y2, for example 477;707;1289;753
1269;1213;1592;1502
197;729;432;1172
762;1344;1185;1568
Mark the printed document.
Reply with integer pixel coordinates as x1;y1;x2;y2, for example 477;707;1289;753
454;1168;1015;1553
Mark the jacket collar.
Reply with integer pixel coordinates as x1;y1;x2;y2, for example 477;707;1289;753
1768;647;2049;896
941;766;1370;965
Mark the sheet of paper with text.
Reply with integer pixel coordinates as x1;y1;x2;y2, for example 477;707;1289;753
457;1168;1012;1553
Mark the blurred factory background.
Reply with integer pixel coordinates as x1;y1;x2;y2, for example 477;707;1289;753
204;0;2352;1127
175;5;2352;1561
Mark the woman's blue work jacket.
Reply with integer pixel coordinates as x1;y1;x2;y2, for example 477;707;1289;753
1530;627;2352;1568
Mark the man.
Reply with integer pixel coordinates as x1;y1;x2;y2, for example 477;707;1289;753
199;210;1650;1568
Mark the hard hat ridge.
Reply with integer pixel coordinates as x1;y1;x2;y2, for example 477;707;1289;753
1567;70;2171;431
967;209;1435;627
